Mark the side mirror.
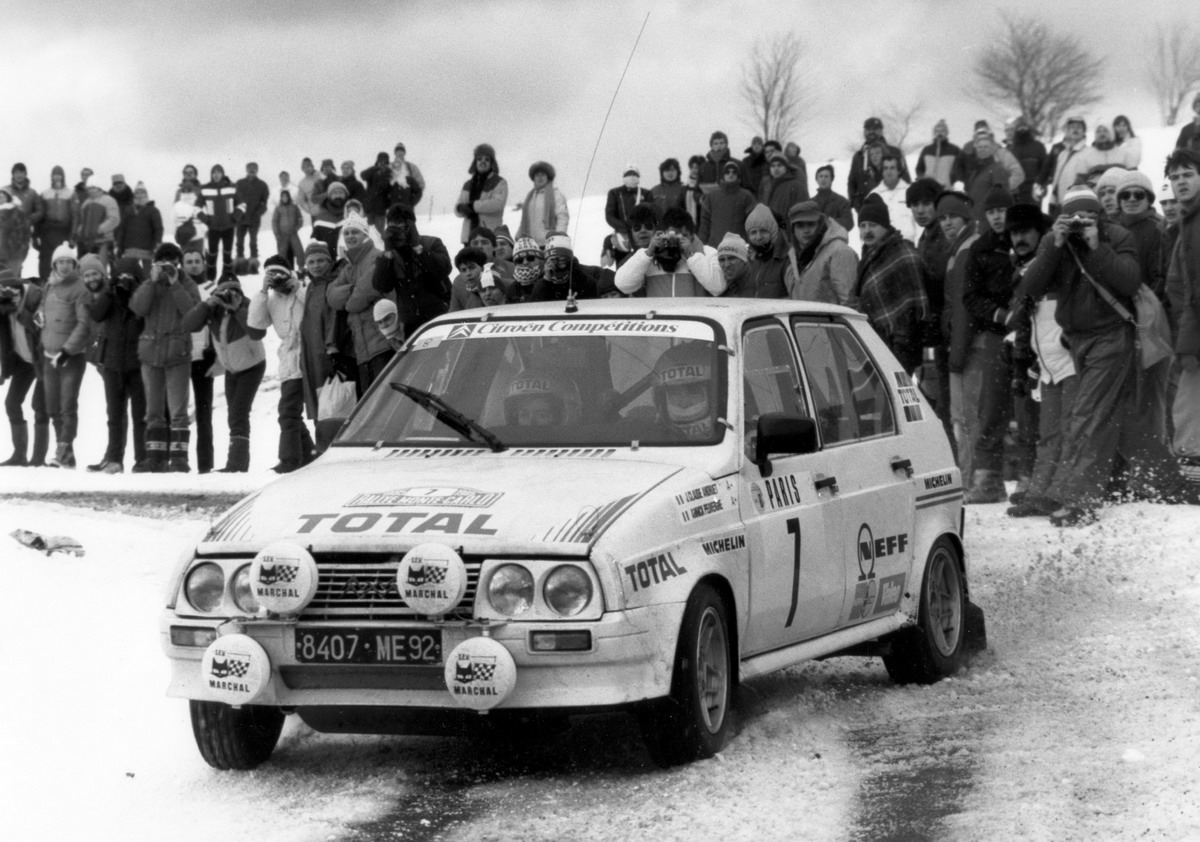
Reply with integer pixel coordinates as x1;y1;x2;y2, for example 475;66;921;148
755;413;818;477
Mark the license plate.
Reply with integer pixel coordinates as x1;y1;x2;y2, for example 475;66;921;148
294;627;442;665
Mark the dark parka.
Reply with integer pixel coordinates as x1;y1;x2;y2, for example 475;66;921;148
129;270;202;367
86;261;144;371
371;235;453;337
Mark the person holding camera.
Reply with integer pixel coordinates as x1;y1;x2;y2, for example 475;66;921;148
38;245;93;468
370;202;451;343
614;207;724;297
84;257;146;473
183;271;265;472
129;242;201;472
1020;185;1188;525
0;268;50;467
249;255;316;473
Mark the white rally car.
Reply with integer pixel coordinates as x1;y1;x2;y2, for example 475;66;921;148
161;298;984;769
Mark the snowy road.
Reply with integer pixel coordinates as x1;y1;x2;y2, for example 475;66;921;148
2;497;1198;842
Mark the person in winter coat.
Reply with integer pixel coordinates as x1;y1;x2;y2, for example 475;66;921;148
272;189;305;270
615;208;724;297
173;183;208;253
327;214;391;395
516;162;569;246
1110;115;1142;169
848;117;911;211
0;268;49;467
812;165;854;233
1075;124;1129;178
371;202;452;341
604;166;653;257
74;185;120;266
455;144;508;244
233;162;270;269
182;271;266;472
200;164;237;280
182;246;217;473
760;153;808;228
37;166;76;280
118;183;163;268
868;154;916;244
650;158;687;220
84;257;145;473
737;203;789;299
448;246;506;311
783;141;808;190
527;232;606;302
855;195;928;374
683;155;706;229
715;233;750;295
696;131;746;193
916;120;960;188
129;242;201;472
783;200;858;307
1007;117;1048;205
1045;117;1090;216
297;241;346;450
698;161;756;248
310;180;348;256
5;164;43;234
174;164;202;202
957;131;1013;224
38;245;92;468
0;189;31;277
360;152;394;233
1165;149;1200;483
389;143;425;209
1023;185;1190;525
741;137;769;199
249;256;316;473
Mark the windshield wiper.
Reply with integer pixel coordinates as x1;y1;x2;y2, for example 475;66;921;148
389;382;506;452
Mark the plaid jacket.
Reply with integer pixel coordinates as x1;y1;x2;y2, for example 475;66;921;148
856;229;929;373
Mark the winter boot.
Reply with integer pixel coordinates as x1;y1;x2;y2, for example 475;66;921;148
28;422;50;467
167;428;191;473
0;422;29;466
132;428;168;473
48;442;76;469
217;436;251;473
964;469;1007;504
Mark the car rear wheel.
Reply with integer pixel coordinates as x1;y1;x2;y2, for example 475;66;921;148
639;583;733;767
883;537;965;684
190;700;285;770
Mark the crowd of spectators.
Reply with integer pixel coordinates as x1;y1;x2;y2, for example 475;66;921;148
3;101;1200;527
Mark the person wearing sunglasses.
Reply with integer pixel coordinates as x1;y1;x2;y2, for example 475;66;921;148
455;143;507;245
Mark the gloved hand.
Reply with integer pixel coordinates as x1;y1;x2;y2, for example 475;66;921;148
455;202;472;217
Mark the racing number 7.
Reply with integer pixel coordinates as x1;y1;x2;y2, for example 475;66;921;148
785;517;801;627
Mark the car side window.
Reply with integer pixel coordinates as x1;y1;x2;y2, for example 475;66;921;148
742;323;808;455
792;321;895;445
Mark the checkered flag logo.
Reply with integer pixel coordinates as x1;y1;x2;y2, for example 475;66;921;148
258;562;298;585
471;661;496;682
225;659;249;678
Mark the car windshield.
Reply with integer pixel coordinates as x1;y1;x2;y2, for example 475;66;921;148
336;317;726;448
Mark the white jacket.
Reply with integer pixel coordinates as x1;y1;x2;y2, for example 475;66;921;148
614;243;725;297
248;281;308;381
868;179;917;244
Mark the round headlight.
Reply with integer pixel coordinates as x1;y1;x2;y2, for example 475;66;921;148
231;565;261;614
544;565;593;617
487;564;534;616
184;562;226;614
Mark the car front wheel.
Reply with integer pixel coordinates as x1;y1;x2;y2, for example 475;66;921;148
883;537;966;684
639;583;733;767
190;700;285;770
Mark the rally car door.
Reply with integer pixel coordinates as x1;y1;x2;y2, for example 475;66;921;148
791;319;916;628
739;319;845;654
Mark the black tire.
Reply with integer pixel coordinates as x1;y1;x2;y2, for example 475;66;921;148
639;583;733;767
883;537;966;685
190;700;285;770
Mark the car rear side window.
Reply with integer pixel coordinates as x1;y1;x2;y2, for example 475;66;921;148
791;321;895;445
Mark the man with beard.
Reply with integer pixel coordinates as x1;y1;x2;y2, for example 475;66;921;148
371;202;452;341
736;204;789;299
37;167;76;280
615;208;723;298
960;186;1017;503
783;200;857;306
848;117;910;212
855;194;928;374
455;144;507;245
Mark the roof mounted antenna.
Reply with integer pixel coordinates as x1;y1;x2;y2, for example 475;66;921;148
569;9;651;308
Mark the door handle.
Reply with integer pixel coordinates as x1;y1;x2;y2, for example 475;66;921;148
891;457;913;478
814;474;839;494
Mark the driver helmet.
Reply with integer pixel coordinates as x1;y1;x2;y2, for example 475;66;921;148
503;368;582;427
654;342;716;439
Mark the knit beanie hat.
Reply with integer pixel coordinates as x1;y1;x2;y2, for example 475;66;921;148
983;184;1014;211
745;203;778;236
1094;166;1128;194
512;237;542;261
905;177;942;206
78;254;106;278
326;181;349;200
858;193;891;227
1061;186;1102;216
717;232;749;263
1115;170;1155;205
493;224;515;248
304;240;330;261
51;242;78;266
935;190;973;221
154;242;183;262
263;255;291;273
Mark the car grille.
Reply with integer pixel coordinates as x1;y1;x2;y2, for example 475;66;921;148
300;553;482;620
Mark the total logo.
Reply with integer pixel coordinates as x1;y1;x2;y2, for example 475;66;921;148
856;523;909;581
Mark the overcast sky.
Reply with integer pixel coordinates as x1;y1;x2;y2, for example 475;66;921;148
3;0;1191;220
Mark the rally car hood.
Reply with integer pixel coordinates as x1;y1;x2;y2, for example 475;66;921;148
198;455;686;556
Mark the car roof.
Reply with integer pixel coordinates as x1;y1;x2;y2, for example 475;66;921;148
426;298;864;330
